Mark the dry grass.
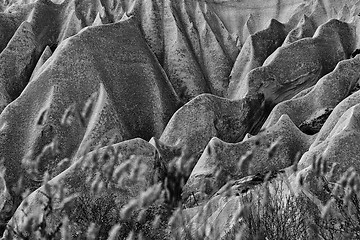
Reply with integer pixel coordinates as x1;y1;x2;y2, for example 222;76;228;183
2;93;360;240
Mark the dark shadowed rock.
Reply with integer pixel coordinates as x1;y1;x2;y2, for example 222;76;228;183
0;21;37;112
298;103;360;178
311;90;360;149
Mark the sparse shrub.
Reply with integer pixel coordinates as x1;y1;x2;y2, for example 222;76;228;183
304;159;360;240
239;180;309;240
5;91;360;240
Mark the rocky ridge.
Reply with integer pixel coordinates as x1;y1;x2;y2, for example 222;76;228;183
0;0;359;239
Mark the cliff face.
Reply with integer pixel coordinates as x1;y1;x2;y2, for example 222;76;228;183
0;0;359;239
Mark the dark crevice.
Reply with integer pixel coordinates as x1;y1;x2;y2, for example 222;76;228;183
299;108;333;135
351;49;360;58
348;79;360;96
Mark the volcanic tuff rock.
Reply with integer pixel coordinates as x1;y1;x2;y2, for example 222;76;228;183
29;45;52;82
0;0;360;239
4;138;159;239
0;15;179;220
0;21;37;112
227;19;288;99
179;170;295;240
182;114;312;207
159;93;265;163
262;54;360;132
298;103;360;174
230;19;357;105
282;14;316;45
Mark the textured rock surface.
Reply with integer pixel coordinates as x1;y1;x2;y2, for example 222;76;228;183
227;19;288;99
230;19;357;105
262;55;360;132
298;103;360;174
283;14;316;45
4;138;159;239
0;0;359;239
179;170;294;240
29;45;52;82
0;16;179;221
159;94;265;163
0;21;37;112
182;114;311;207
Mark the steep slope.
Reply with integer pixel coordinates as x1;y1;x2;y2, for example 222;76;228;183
0;17;179;221
0;0;360;239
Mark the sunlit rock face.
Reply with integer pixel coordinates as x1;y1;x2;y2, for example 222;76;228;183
4;138;160;239
0;12;180;230
230;19;357;105
182;114;312;207
0;0;360;239
262;55;360;132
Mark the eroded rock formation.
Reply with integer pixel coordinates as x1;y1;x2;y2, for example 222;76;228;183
0;0;359;239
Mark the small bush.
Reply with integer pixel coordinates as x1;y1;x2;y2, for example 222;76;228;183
5;94;360;240
239;180;309;240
